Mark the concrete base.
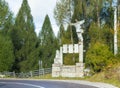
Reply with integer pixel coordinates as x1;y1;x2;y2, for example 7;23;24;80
52;63;61;77
52;63;84;78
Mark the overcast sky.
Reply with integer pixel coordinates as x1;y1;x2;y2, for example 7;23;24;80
5;0;59;36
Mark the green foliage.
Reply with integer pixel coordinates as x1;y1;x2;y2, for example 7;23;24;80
54;0;72;25
10;0;38;72
118;26;120;54
57;24;65;45
63;54;79;65
89;23;101;43
19;48;39;71
0;0;10;27
72;0;84;20
39;15;55;46
0;0;118;75
89;23;113;50
86;42;113;72
38;15;58;68
101;26;113;50
0;0;13;34
0;0;14;72
0;34;15;72
59;25;78;44
62;25;72;44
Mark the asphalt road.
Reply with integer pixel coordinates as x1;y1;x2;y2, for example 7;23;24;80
0;79;97;88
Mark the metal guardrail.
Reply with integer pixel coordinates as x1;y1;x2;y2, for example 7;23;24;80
0;71;15;78
0;68;52;78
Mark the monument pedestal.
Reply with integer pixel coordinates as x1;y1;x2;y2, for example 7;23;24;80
76;63;84;77
52;63;61;77
52;62;84;78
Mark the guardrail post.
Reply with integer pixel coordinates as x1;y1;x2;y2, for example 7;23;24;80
30;71;33;77
13;71;16;78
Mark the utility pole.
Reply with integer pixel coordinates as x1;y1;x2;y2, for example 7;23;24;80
112;0;118;55
97;0;100;27
69;0;75;63
69;0;73;44
114;6;118;55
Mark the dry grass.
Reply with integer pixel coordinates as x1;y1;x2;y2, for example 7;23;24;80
86;64;120;88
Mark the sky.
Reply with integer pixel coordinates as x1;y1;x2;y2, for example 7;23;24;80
5;0;59;36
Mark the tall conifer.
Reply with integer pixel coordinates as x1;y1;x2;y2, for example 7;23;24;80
57;24;65;45
0;0;14;71
39;15;57;68
11;0;38;71
0;0;13;34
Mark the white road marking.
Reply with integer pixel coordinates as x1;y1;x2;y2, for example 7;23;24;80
0;82;45;88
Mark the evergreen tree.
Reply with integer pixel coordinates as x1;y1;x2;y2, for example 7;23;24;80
0;0;13;34
89;23;113;51
0;32;15;72
57;24;65;45
11;0;38;72
72;0;84;20
62;25;76;44
0;0;15;72
100;0;113;27
38;15;57;68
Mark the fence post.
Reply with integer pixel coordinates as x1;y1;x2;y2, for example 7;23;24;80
13;71;16;78
43;69;45;76
30;71;33;78
39;69;40;77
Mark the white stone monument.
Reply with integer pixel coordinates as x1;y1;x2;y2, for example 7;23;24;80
54;50;60;64
70;19;85;42
52;19;85;78
70;19;85;62
68;44;73;53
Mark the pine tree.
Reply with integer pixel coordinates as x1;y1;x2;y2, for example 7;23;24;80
62;25;74;44
72;0;84;20
11;0;38;72
0;0;13;34
0;32;15;72
57;24;65;45
38;15;57;68
0;0;15;72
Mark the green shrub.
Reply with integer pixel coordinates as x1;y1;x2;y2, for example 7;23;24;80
85;42;113;73
63;54;79;65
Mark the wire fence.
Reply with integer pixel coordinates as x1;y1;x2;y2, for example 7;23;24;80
0;68;52;78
